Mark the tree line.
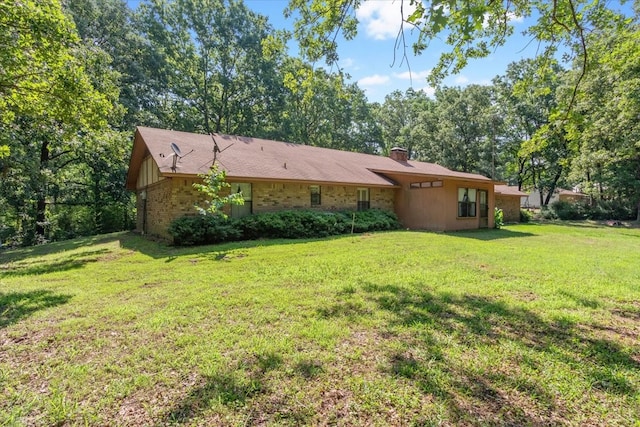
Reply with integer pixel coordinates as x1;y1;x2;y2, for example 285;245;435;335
1;0;638;246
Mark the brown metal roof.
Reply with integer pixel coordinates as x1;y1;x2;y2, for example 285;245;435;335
126;126;493;190
494;185;528;197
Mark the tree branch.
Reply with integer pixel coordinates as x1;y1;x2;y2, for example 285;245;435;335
552;0;588;119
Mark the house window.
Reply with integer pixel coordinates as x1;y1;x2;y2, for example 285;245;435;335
357;188;370;211
458;188;477;217
310;185;321;206
230;182;252;218
410;180;443;189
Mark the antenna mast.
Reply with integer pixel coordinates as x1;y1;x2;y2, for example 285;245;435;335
210;133;221;165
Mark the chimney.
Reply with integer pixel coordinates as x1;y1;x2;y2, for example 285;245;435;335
389;147;408;162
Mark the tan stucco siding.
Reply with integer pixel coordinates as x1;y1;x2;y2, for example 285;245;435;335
496;195;521;223
390;175;495;230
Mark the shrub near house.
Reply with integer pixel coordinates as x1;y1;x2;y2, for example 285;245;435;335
169;209;401;246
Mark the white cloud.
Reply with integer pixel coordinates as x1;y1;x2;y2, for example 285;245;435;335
356;0;419;40
340;57;356;69
419;86;436;98
483;11;524;28
454;75;470;84
358;74;391;86
394;70;431;80
506;11;524;23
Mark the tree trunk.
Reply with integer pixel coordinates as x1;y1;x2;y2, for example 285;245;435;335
35;138;50;239
544;168;563;206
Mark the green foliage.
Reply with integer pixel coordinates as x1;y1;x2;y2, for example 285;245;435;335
0;0;123;246
519;209;533;223
348;209;401;233
565;23;640;215
238;210;345;240
279;59;383;152
167;215;242;246
169;209;401;246
494;207;504;229
137;0;284;135
545;199;636;221
193;166;244;218
287;0;626;87
239;209;400;241
549;200;588;220
374;89;434;159
587;200;637;221
539;206;557;220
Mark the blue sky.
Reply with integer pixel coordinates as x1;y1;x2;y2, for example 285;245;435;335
247;0;537;102
127;0;633;103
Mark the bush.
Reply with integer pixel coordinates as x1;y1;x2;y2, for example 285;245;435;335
494;208;504;229
519;209;533;223
169;209;402;246
348;209;402;233
238;210;345;240
587;199;636;220
539;206;557;220
539;199;636;221
550;200;589;220
238;209;400;240
168;215;241;246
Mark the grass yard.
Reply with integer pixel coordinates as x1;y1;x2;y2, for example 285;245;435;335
1;223;639;426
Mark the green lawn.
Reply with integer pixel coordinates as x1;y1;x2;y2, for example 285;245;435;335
1;223;639;426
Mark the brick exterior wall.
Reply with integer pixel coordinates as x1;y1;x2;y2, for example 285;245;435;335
136;177;205;239
136;178;395;240
496;195;521;223
250;182;394;213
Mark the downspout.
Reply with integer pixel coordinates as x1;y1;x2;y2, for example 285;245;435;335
141;189;148;235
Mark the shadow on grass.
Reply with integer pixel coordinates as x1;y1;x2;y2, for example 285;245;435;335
0;232;124;264
0;290;72;328
445;228;536;240
118;232;368;261
0;249;109;277
159;371;262;425
347;283;639;424
158;352;314;426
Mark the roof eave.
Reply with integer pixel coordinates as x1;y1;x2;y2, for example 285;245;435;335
369;168;495;183
156;172;399;188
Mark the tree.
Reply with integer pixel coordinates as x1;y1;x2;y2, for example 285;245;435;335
0;0;116;244
493;59;565;194
374;89;433;159
64;0;162;130
430;85;498;176
279;58;381;152
565;22;640;218
137;0;284;135
194;165;244;218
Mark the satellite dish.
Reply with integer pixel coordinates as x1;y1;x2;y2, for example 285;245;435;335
170;142;182;157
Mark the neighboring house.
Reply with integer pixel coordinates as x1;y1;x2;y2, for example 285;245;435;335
522;187;589;208
494;185;528;222
126;127;498;240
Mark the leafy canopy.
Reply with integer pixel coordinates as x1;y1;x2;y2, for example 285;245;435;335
287;0;629;87
193;165;244;218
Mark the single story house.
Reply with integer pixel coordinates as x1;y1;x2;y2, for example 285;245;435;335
494;185;528;222
522;187;589;208
126;127;499;240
